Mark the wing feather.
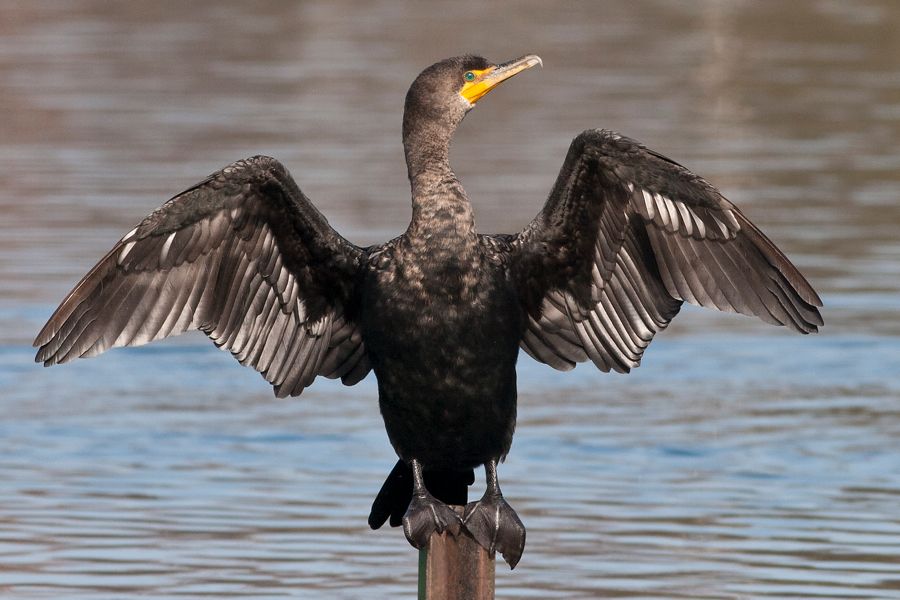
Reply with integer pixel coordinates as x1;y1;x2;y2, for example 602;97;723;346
508;129;821;374
34;156;371;396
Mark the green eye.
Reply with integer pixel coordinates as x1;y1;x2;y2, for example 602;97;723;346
464;71;476;82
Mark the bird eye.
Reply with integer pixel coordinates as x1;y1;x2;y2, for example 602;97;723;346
464;71;476;82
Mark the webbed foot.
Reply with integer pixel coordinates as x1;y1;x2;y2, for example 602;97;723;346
401;459;464;548
463;459;526;568
403;491;464;548
464;493;526;568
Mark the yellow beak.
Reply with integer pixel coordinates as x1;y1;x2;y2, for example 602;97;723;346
460;54;542;105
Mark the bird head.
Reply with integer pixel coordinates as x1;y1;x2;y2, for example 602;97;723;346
402;55;541;179
403;54;542;136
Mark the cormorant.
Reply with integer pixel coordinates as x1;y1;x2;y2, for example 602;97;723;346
33;55;823;568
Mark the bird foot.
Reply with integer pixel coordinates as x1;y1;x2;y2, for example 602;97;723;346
402;492;464;549
463;493;526;568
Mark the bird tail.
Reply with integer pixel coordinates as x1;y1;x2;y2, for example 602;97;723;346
368;460;475;529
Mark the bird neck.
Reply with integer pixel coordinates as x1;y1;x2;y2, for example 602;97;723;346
403;118;455;182
407;179;476;241
406;160;477;245
403;109;475;243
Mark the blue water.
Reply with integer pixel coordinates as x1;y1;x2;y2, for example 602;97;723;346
3;333;898;598
2;1;899;598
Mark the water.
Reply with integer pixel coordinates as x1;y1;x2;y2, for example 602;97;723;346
2;1;899;598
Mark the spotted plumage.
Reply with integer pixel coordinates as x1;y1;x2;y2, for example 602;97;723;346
34;55;822;569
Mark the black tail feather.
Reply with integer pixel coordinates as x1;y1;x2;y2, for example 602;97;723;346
368;460;475;529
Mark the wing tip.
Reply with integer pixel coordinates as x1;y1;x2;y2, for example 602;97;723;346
33;318;60;349
34;343;54;365
791;316;822;335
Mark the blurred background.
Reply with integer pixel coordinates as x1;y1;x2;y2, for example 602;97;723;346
1;1;898;598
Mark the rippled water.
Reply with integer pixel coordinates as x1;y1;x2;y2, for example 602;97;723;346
2;1;899;598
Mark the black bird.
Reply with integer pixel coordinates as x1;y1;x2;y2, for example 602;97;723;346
33;55;823;568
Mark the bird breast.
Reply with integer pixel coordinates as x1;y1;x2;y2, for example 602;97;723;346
380;235;485;314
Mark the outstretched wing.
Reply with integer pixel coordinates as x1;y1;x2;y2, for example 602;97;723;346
508;129;823;374
34;156;370;396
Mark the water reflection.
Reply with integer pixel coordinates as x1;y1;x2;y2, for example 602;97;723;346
2;1;899;598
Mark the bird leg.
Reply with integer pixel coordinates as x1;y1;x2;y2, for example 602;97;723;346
402;459;464;548
463;459;526;568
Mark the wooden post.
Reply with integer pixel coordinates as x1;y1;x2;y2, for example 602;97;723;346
418;506;495;600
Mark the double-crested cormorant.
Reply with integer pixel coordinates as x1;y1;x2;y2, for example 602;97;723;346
34;55;823;568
